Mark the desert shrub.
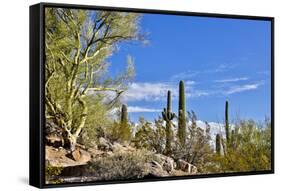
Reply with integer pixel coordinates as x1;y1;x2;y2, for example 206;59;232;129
208;119;271;173
89;149;151;180
45;164;63;184
106;105;132;143
173;111;213;172
133;117;166;153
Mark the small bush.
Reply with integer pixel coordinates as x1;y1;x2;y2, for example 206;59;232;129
45;164;63;184
89;149;151;180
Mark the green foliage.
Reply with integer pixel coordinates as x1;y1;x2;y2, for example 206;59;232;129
162;90;176;155
77;95;111;147
45;165;63;184
133;117;166;153
178;80;187;146
210;119;271;173
45;8;142;150
89;149;151;180
107;105;132;142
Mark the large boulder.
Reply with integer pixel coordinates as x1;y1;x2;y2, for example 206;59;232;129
46;146;91;167
153;154;176;172
145;160;169;177
176;159;197;174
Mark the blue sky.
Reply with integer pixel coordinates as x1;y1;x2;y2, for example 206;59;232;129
108;13;271;123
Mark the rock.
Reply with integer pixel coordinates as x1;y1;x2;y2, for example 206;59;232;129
57;176;100;183
170;169;190;176
46;134;64;148
176;159;188;170
97;137;112;151
153;154;176;172
151;160;163;170
145;161;169;177
112;142;135;153
176;159;197;174
46;146;91;167
71;148;81;161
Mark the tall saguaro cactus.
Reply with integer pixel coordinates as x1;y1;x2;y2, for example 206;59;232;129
225;100;230;145
178;80;187;146
162;90;176;155
119;104;131;141
121;104;128;125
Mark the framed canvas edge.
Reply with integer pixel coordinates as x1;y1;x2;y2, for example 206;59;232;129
29;2;275;189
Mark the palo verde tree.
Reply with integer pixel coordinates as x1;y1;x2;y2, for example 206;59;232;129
45;8;142;151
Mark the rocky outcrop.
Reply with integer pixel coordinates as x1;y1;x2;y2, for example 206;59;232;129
176;159;197;174
46;138;198;183
153;154;176;172
145;160;169;177
46;146;91;167
112;142;135;153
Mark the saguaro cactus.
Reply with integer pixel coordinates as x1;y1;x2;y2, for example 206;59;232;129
119;104;131;141
225;100;230;145
215;134;221;155
121;104;128;125
162;90;176;155
178;80;187;146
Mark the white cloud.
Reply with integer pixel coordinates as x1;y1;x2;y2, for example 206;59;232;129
170;64;236;81
170;72;199;81
127;106;162;113
185;80;196;85
225;82;263;94
186;90;209;98
122;82;176;102
214;77;248;83
122;81;207;102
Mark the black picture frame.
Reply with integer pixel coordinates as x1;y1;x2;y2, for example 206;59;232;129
30;2;275;188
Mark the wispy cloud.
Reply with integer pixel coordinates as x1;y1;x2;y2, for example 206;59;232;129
170;64;236;81
122;81;207;102
170;72;199;81
225;82;263;95
186;91;209;98
257;70;270;76
127;106;161;113
214;77;248;83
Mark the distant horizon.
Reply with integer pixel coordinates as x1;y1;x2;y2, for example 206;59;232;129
108;13;271;123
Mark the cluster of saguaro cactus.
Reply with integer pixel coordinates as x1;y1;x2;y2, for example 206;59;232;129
178;80;187;146
162;90;176;155
215;100;230;155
